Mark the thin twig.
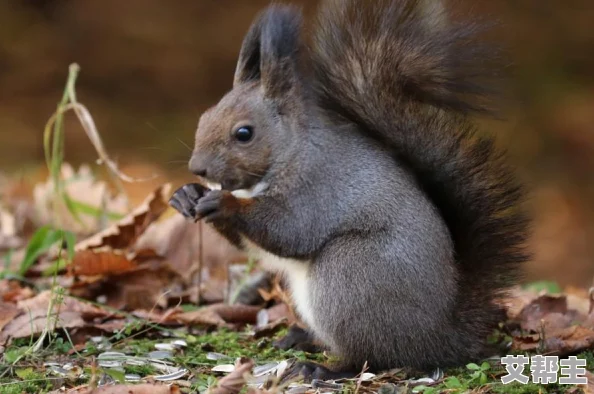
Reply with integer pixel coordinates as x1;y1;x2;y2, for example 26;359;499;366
196;221;203;305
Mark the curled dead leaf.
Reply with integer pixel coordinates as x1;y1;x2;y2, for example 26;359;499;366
170;303;261;328
74;183;171;252
207;358;255;394
70;249;138;276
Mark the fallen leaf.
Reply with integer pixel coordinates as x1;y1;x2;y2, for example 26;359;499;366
33;163;129;233
136;213;246;280
170;303;261;328
501;286;540;320
513;324;594;354
73;183;171;252
16;290;105;316
1;310;85;343
208;358;254;394
56;383;181;394
518;294;568;331
0;279;35;302
70;249;138;276
259;303;292;326
0;302;20;331
100;265;179;310
581;371;594;394
0;290;109;342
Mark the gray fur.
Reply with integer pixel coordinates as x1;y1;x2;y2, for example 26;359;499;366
175;0;528;373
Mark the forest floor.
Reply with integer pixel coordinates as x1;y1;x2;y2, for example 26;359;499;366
1;65;593;394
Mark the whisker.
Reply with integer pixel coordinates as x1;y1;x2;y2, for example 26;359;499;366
177;138;193;152
239;168;267;177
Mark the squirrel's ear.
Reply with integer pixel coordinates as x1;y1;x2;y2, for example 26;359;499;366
233;13;263;86
234;6;302;98
259;6;302;98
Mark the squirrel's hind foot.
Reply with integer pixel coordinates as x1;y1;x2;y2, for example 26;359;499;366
279;360;356;384
273;325;323;353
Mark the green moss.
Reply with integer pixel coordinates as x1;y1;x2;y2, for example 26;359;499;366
489;381;546;394
577;350;594;370
124;363;157;376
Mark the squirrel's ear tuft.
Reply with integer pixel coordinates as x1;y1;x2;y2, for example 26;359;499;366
234;5;303;99
259;6;302;98
233;13;264;86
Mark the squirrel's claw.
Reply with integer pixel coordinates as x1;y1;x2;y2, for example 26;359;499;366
169;183;208;220
273;325;323;353
195;189;240;223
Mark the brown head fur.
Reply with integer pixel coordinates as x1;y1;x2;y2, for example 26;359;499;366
189;5;306;192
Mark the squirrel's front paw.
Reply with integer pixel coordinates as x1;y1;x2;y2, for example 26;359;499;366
195;189;242;223
169;183;208;221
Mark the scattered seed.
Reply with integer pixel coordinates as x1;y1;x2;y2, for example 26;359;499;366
286;387;310;394
97;351;126;360
47;366;69;376
253;362;279;377
172;339;187;348
124;357;147;366
276;360;289;378
148;350;173;360
154;368;189;381
211;364;235;373
409;377;435;385
206;352;231;361
155;343;176;351
98;360;122;368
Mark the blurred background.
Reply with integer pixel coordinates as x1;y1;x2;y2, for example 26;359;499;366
1;0;593;287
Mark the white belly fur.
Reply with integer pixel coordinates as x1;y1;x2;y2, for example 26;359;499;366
241;238;315;329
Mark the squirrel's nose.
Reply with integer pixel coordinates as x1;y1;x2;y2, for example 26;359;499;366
189;156;207;177
191;167;207;177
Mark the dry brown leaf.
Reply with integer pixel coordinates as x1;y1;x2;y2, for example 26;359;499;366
99;265;179;310
59;383;181;394
0;279;35;302
170;303;261;328
262;303;292;324
0;302;20;331
0;290;109;342
581;371;594;394
518;294;568;332
16;290;106;317
136;213;246;279
70;249;138;276
1;310;84;343
74;183;171;252
33;164;129;233
26;184;171;281
207;358;254;394
513;324;594;354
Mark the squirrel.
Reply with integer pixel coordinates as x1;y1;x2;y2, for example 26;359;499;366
169;0;529;381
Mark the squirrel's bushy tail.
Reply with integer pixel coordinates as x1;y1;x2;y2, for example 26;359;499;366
311;0;528;343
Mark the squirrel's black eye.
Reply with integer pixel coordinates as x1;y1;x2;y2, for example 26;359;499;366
233;126;254;143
